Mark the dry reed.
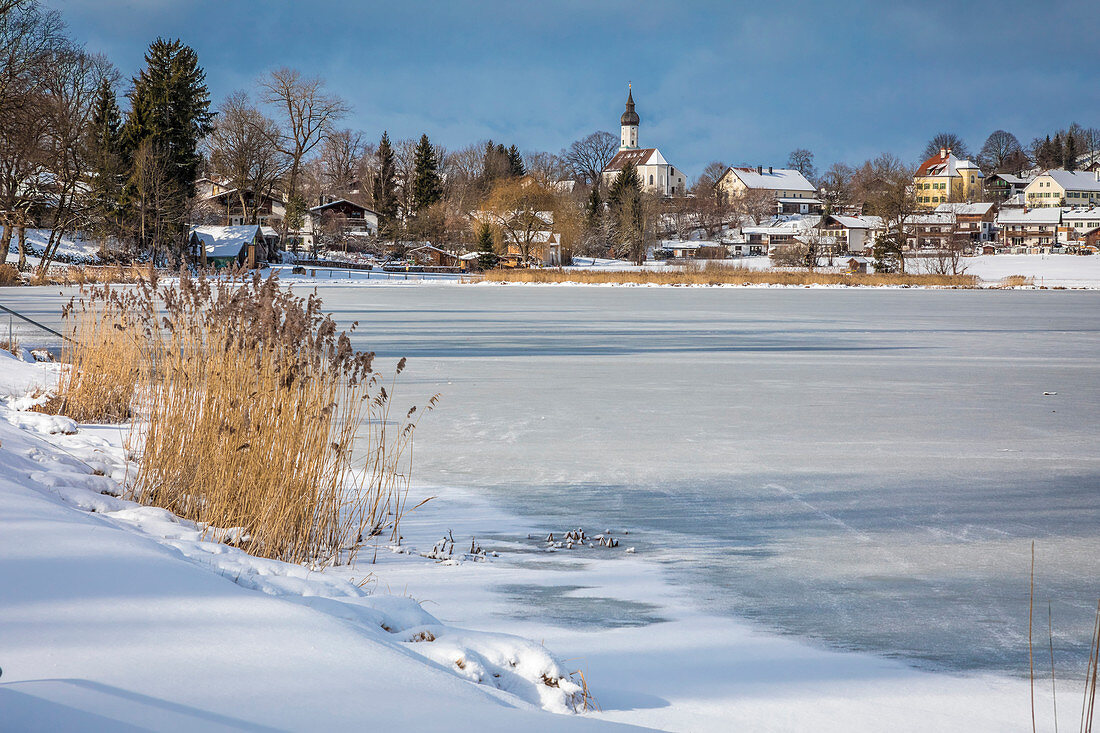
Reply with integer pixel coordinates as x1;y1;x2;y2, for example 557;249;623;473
38;284;148;422
484;262;979;288
0;263;21;286
47;270;433;564
27;264;156;286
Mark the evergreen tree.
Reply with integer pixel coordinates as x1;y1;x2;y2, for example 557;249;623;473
372;131;398;238
1064;134;1079;171
507;145;525;177
85;77;125;236
121;38;213;253
411;133;442;214
584;185;603;232
607;164;646;264
475;221;498;270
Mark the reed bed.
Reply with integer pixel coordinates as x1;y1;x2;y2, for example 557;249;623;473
46;271;432;564
484;263;980;288
39;284;148;422
28;264;157;286
0;264;21;286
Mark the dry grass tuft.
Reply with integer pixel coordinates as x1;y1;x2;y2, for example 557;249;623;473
27;264;156;286
0;264;21;286
997;275;1034;288
37;285;146;422
484;261;979;288
45;270;432;564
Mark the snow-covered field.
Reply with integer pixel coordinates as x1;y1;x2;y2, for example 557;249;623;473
1;285;1096;731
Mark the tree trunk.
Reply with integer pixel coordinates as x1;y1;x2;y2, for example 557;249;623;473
0;222;12;266
17;225;27;271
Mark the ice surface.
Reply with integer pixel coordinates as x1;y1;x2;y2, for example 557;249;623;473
4;284;1098;682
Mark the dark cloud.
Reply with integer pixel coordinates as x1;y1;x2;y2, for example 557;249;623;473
47;0;1100;178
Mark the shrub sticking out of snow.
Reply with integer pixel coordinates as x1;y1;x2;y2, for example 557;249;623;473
40;271;440;564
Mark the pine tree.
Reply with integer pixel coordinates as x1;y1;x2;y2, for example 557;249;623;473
1064;134;1079;171
584;185;603;232
411;133;442;214
85;77;125;236
475;221;498;270
607;164;645;264
121;38;213;252
507;145;525;177
372;131;398;238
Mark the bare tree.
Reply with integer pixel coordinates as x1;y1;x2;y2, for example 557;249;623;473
922;132;970;161
864;154;916;273
523;150;570;189
978;130;1024;173
733;189;777;226
819;162;854;213
562;131;617;186
318;128;363;197
206;90;289;227
259;68;348;243
787;148;816;180
482;176;554;263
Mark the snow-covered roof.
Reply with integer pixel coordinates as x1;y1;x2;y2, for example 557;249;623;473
916;150;985;179
1033;170;1100;192
827;215;884;230
988;172;1033;186
905;213;955;226
1060;207;1100;221
189;225;261;257
603;148;670;173
776;197;823;204
260;226;278;238
310;199;377;215
723;167;815;192
935;202;995;216
995;208;1062;225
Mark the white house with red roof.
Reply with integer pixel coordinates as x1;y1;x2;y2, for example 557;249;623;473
600;87;687;196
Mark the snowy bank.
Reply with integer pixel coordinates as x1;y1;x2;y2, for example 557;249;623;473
0;351;630;732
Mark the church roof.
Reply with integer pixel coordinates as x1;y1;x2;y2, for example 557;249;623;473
603;148;667;173
620;88;640;127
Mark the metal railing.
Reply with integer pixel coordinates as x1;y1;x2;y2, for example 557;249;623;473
0;302;70;351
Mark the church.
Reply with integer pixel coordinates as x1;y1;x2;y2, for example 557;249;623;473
601;87;686;196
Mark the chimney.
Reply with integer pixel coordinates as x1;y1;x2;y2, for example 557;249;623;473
768;166;773;174
940;147;947;159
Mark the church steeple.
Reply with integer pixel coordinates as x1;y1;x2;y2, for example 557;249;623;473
620;84;639;151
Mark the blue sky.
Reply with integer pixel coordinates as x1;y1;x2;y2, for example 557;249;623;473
48;0;1100;179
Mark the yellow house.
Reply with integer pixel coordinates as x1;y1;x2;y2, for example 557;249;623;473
913;148;984;208
1023;169;1100;208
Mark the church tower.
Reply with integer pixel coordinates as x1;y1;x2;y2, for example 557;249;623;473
620;85;639;151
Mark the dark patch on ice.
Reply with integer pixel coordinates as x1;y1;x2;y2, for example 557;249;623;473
494;584;666;629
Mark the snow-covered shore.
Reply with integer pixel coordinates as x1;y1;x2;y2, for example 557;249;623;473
0;347;1079;731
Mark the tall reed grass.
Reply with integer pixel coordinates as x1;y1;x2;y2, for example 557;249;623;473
47;270;432;564
0;263;21;286
485;262;980;288
28;264;156;286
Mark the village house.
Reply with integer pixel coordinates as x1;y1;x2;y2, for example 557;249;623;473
996;208;1061;250
296;199;378;251
740;216;820;255
1023;169;1100;208
1059;207;1100;248
816;214;885;255
406;244;461;268
600;87;687;196
903;212;959;251
188;224;267;269
913;148;984;208
195;178;285;228
935;202;996;242
717;166;821;215
984;172;1032;202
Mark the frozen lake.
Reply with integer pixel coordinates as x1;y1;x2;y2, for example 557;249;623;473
4;283;1098;676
